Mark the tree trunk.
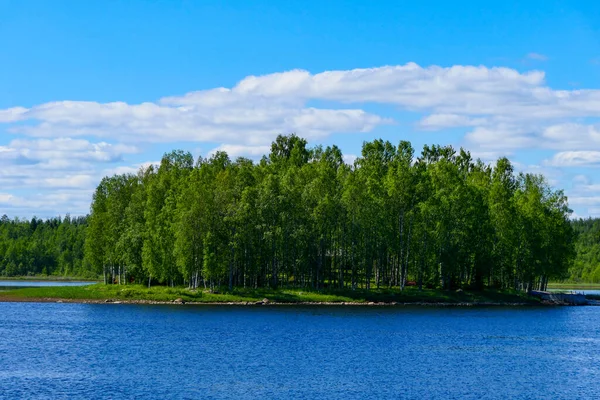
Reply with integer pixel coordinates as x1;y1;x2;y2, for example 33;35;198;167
229;238;235;291
401;212;414;291
271;233;277;288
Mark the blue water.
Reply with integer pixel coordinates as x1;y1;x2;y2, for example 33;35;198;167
574;290;600;296
583;290;600;295
1;304;599;399
549;288;600;296
0;280;94;290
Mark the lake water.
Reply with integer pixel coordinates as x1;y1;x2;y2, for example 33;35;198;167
0;304;599;399
549;288;600;296
582;290;600;295
0;280;94;291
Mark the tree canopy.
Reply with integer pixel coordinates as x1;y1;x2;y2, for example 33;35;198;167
0;135;577;291
0;215;88;277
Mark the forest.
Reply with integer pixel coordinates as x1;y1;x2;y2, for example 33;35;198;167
0;215;87;277
0;135;580;291
568;218;600;282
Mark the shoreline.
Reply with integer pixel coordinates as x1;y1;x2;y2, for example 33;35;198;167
0;296;542;307
0;283;550;306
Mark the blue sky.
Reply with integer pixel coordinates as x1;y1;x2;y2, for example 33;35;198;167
1;0;600;217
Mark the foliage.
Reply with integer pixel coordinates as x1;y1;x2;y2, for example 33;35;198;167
567;218;600;282
80;135;574;292
0;135;577;291
0;215;89;277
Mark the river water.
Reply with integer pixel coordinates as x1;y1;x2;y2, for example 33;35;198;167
0;302;599;399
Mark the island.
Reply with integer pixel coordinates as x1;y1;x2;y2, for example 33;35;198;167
0;135;592;306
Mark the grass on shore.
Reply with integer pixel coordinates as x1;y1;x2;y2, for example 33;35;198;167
0;283;539;304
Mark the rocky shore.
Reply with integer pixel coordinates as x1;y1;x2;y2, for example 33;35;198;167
0;296;534;307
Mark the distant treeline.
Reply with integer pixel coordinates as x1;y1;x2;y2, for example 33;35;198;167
570;218;600;282
0;135;578;291
0;215;88;277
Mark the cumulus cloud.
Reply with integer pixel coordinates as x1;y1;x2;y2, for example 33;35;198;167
544;151;600;167
207;144;271;159
3;62;600;216
10;63;600;155
540;124;600;150
567;196;600;207
0;107;27;123
0;138;138;164
0;138;141;216
465;123;538;150
7;100;386;145
102;161;161;177
0;190;93;217
3;63;600;151
418;114;488;130
467;122;600;153
164;64;547;116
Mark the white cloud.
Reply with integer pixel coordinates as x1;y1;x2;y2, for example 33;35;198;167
207;144;271;159
574;183;600;193
0;138;141;216
4;63;600;152
418;114;487;130
563;175;600;217
42;175;97;189
0;63;556;149
0;190;93;217
544;151;600;167
3;62;600;216
7;101;386;145
540;124;600;150
102;161;160;177
469;151;512;164
568;196;600;206
0;138;138;164
343;154;358;165
0;107;27;123
164;64;547;116
526;52;549;61
463;122;600;153
0;193;16;204
587;207;600;217
465;123;538;150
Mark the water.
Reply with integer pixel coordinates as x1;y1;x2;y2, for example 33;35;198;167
549;288;600;296
582;290;600;295
0;280;94;291
1;304;599;399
